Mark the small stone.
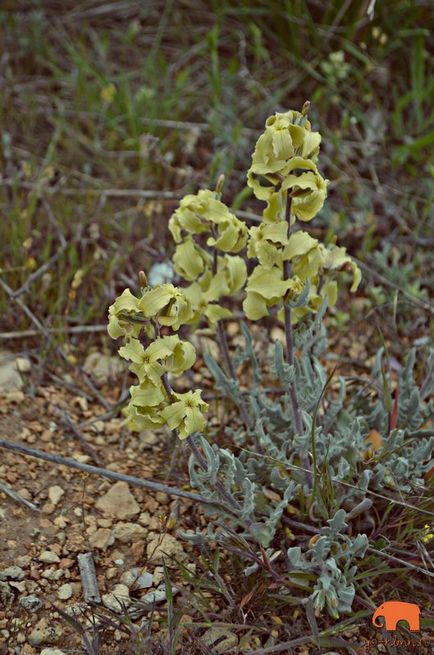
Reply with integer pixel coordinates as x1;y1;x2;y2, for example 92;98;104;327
146;534;186;567
5;390;25;402
139;430;159;448
95;481;140;520
57;583;73;600
28;617;62;646
83;352;124;385
19;594;43;612
0;565;25;581
48;486;64;506
155;492;169;505
0;581;14;606
202;627;239;653
120;568;153;589
0;351;24;393
102;584;130;612
41;568;63;581
41;649;67;655
113;522;147;543
140;584;178;605
39;551;60;564
131;540;145;561
89;528;114;551
16;356;31;372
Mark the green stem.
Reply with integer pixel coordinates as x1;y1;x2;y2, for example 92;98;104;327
282;194;311;484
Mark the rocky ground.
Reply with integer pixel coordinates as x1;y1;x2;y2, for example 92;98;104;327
0;348;205;653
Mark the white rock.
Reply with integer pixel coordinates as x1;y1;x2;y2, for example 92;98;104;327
39;551;60;564
89;527;115;551
95;481;140;519
113;522;147;543
83;352;124;385
139;430;159;448
41;649;67;655
15;356;31;372
120;568;153;589
28;617;62;646
19;594;43;612
202;627;239;653
102;584;130;612
48;485;65;506
140;584;178;605
57;583;73;600
0;565;25;580
0;351;23;393
146;533;186;567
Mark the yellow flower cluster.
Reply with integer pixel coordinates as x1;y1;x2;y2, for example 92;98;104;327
243;108;361;321
169;189;248;327
247;109;328;224
107;284;208;439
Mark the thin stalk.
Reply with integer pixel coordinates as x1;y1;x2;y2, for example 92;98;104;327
282;196;304;436
160;365;246;518
282;195;311;482
211;229;252;431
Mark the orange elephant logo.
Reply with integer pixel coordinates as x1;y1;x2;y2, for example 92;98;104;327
372;600;421;632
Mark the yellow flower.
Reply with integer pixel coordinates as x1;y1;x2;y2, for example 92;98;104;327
247;221;289;267
181;255;246;327
322;245;361;292
247;107;328;223
119;335;196;384
243;265;303;320
172;237;211;281
169;189;248;253
161;390;208;439
107;288;143;339
138;284;193;330
126;401;166;431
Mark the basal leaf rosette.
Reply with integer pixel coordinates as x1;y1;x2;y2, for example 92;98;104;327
169;189;248;253
161;390;209;440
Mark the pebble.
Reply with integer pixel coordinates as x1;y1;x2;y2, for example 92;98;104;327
102;584;131;612
57;583;73;600
95;481;140;520
202;627;239;653
48;486;65;506
41;650;67;655
140;584;178;605
28;618;62;646
19;594;43;612
89;527;115;551
139;430;159;448
39;551;60;564
120;568;153;589
113;522;147;543
146;533;186;566
0;566;25;581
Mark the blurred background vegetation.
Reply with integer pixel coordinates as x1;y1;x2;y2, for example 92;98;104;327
1;0;433;359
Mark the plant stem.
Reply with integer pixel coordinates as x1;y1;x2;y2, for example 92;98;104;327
282;196;304;436
160;369;246;517
282;195;311;483
217;320;252;430
210;229;252;431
